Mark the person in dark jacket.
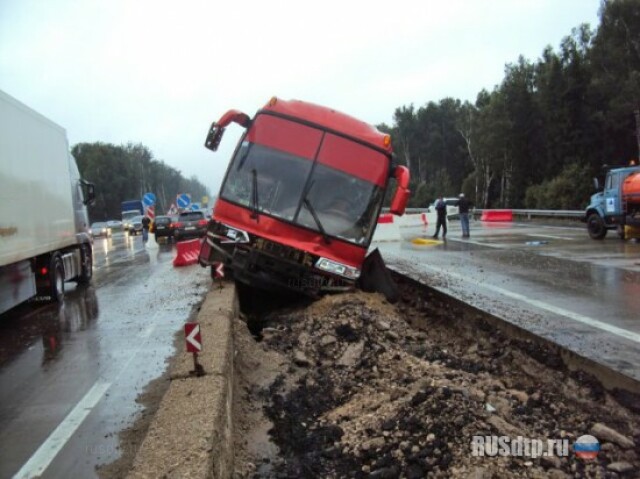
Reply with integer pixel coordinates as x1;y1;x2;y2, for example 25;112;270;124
432;196;447;239
457;193;471;238
141;215;151;243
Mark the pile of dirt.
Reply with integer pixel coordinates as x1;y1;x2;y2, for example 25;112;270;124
234;284;639;478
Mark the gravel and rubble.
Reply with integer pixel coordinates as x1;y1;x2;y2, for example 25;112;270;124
233;279;640;478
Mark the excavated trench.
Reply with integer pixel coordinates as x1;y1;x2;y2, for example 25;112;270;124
232;273;640;479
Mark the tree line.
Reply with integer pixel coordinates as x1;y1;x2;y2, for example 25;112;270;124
73;142;210;221
381;0;640;210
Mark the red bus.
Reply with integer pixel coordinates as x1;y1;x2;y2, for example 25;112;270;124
200;97;409;297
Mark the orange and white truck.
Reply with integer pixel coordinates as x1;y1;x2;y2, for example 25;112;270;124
585;164;640;239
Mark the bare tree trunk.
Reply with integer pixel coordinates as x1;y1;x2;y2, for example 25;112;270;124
400;137;412;174
503;156;513;208
482;167;494;208
458;125;479;205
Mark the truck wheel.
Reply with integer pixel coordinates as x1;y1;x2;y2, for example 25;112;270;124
50;255;65;302
77;244;93;284
587;214;607;240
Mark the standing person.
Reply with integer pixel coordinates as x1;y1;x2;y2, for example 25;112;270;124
432;196;447;239
457;193;471;238
141;215;151;243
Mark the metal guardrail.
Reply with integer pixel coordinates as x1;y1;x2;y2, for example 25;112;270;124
478;209;584;219
384;207;584;219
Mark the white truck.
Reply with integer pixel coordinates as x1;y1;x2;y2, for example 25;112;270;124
0;89;95;315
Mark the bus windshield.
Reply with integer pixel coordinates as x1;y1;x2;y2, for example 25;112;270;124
220;140;387;245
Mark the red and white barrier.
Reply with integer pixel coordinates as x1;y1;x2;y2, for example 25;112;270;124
371;213;402;242
397;213;429;239
173;238;201;267
480;209;513;222
371;213;431;242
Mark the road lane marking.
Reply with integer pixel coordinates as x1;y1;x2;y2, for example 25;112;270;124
14;313;161;478
140;323;157;339
512;223;584;231
13;381;112;479
445;238;504;249
417;262;640;344
525;234;575;241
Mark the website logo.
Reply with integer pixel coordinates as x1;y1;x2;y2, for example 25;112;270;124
471;436;568;458
574;435;600;460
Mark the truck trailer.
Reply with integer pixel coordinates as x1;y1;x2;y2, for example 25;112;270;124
199;97;410;298
0;89;95;314
585;163;640;239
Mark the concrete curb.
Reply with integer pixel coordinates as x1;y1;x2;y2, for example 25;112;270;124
127;284;236;479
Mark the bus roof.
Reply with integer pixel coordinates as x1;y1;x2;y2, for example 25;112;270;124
259;97;391;153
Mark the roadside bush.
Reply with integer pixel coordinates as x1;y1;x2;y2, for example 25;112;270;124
524;162;593;210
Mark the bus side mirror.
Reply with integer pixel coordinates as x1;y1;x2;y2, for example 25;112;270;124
205;123;225;152
389;166;410;216
205;111;251;152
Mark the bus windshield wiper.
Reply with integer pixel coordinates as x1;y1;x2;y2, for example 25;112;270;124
303;197;331;244
250;168;259;221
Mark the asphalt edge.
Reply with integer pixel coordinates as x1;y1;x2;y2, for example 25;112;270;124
126;282;236;479
389;266;640;397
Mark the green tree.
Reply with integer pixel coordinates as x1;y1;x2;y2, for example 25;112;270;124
524;162;593;209
73;142;210;221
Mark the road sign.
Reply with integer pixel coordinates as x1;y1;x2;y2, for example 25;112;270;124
213;262;225;278
146;205;155;220
143;192;156;206
177;193;191;209
185;323;202;353
201;196;209;206
190;203;201;211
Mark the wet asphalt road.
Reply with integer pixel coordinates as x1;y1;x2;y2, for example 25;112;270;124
0;232;209;479
377;219;640;383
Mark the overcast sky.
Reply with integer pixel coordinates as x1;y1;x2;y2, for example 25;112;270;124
0;0;601;198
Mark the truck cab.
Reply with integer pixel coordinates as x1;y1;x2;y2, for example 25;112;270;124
585;165;640;239
121;200;144;232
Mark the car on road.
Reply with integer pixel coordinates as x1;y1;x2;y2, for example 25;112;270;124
173;211;208;241
198;208;212;220
107;219;123;231
152;215;175;241
128;215;144;236
90;222;111;238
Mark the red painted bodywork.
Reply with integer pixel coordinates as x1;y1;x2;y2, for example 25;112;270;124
623;172;640;202
247;114;322;160
215;199;367;267
211;98;397;270
262;98;392;154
